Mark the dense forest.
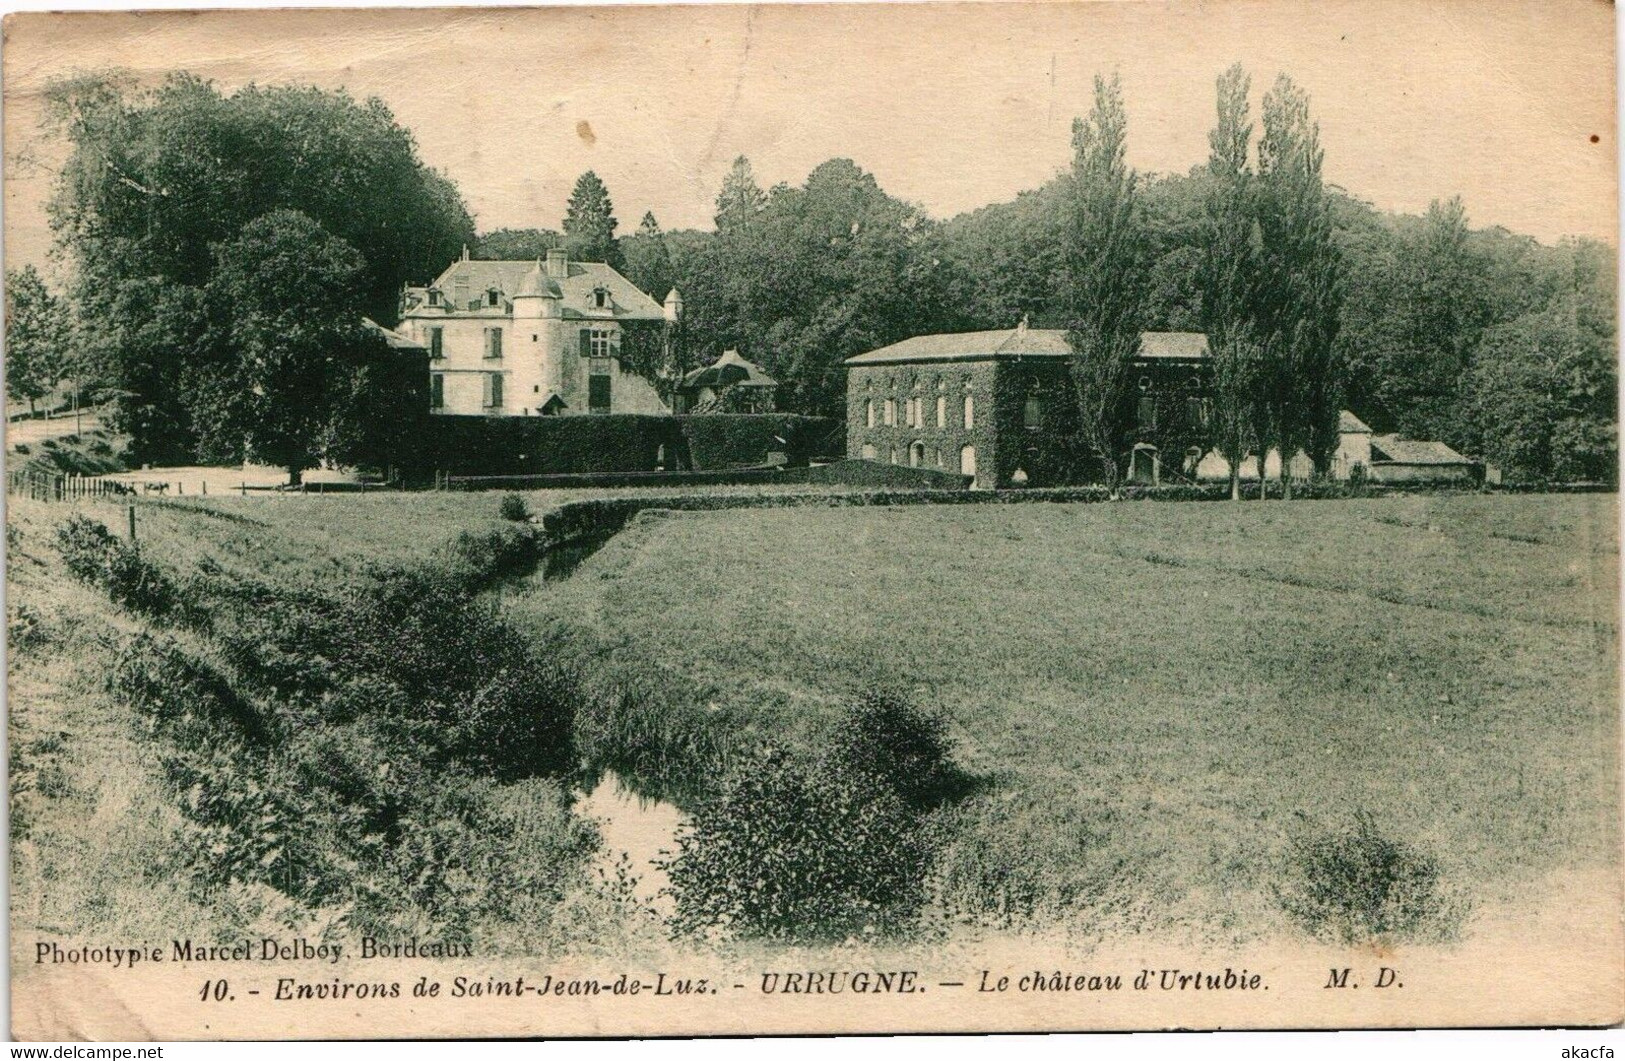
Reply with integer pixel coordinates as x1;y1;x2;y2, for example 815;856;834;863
14;70;1616;483
604;161;1617;482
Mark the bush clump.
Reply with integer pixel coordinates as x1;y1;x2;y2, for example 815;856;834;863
661;746;939;942
54;513;181;618
1275;811;1465;945
498;493;531;522
660;692;965;942
830;690;969;809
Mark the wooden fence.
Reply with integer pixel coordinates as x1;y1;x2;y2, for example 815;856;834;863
6;470;133;502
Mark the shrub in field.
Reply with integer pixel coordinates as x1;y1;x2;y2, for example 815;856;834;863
498;493;531;522
8;604;43;650
661;747;941;942
829;690;969;809
1275;811;1465;945
12;443;28;455
447;524;539;587
54;513;181;618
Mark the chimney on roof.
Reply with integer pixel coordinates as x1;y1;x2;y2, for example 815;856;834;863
663;288;683;323
546;248;569;280
461;244;470;262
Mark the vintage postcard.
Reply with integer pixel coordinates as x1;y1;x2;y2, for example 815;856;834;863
3;0;1620;1042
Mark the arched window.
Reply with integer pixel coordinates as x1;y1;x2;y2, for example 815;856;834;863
909;441;925;467
866;399;876;428
936;394;947;428
1023;389;1043;430
861;443;877;460
884;398;896;426
963;390;975;430
959;444;977;479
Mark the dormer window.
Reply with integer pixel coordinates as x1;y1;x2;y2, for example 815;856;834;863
427;289;442;307
486;288;501;308
593;287;609;310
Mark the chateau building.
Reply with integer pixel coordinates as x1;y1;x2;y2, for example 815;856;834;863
399;248;680;417
844;325;1210;489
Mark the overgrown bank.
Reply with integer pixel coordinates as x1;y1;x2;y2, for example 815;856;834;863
16;504;647;952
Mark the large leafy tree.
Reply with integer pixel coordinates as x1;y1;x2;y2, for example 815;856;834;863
679;157;964;419
561;170;622;269
1462;239;1616;482
1257;75;1342;491
44;72;473;462
1064;73;1148;497
1199;64;1264;501
202;209;382;485
4;266;71;416
623;211;675;302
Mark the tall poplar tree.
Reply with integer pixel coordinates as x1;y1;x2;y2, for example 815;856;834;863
1199;63;1264;501
1257;75;1342;493
562;170;622;269
1065;73;1148;497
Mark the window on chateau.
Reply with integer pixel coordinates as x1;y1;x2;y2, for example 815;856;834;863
430;374;444;409
487;289;501;307
484;327;503;359
884;399;896;426
936;395;946;429
483;372;504;409
427;290;442;307
428;327;443;360
963;392;975;430
589;360;613;414
590;329;615;357
866;400;876;429
1138;396;1156;432
1024;391;1042;430
593;288;609;309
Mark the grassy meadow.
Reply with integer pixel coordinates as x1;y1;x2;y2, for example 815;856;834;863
8;487;1620;950
518;494;1621;941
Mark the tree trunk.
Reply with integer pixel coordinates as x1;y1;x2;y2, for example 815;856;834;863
287;466;303;487
1282;454;1294;501
1255;451;1267;499
1229;459;1241;502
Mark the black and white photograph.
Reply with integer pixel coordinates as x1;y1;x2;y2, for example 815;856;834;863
3;0;1620;1042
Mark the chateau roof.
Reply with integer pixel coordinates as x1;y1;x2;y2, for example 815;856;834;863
514;261;563;299
1339;410;1373;434
362;318;426;352
1371;435;1472;465
418;258;664;320
844;328;1210;366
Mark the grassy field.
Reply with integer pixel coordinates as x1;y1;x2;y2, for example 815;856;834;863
10;488;1620;949
516;494;1621;941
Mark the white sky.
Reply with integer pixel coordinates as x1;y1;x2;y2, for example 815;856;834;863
3;0;1617;281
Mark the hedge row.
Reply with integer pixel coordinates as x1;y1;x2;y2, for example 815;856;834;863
449;458;968;492
535;478;1534;549
419;414;840;478
799;459;972;491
